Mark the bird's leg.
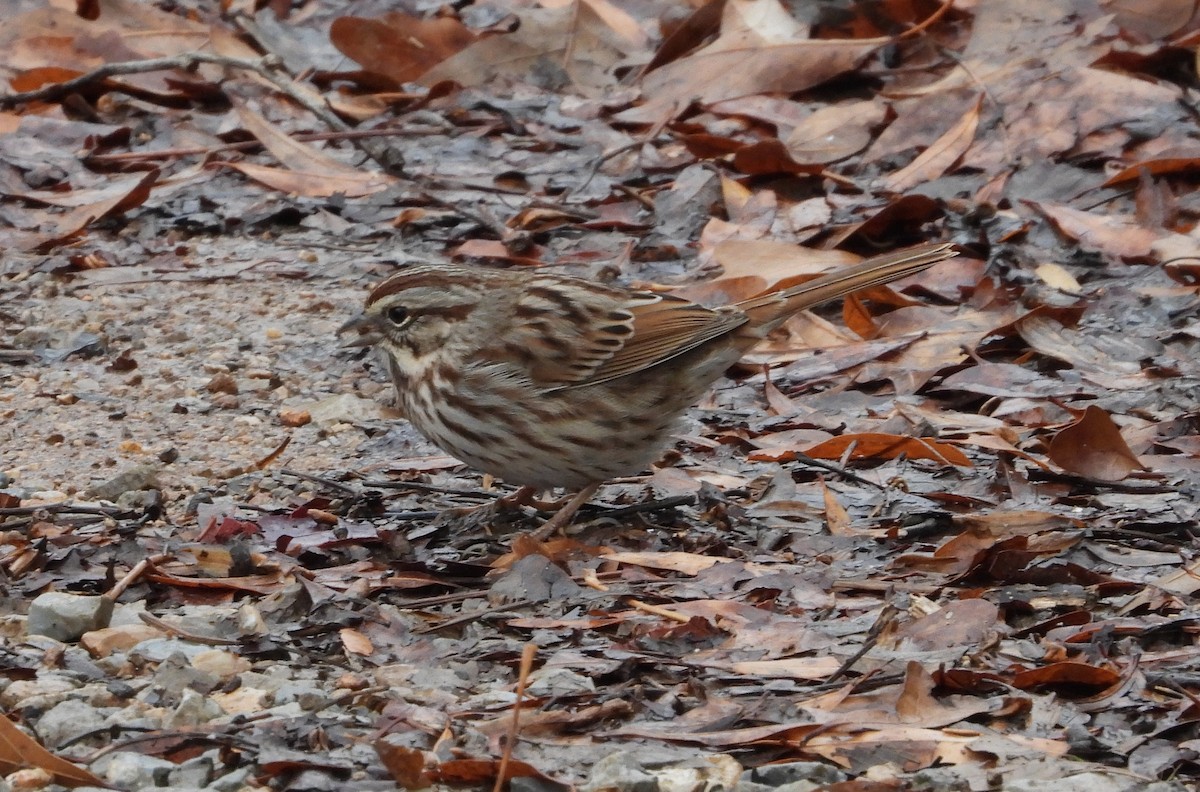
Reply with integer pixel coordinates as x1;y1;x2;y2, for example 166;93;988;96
529;482;601;541
495;485;540;510
435;486;540;537
439;484;599;540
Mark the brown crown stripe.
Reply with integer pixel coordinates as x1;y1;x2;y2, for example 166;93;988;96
365;270;481;306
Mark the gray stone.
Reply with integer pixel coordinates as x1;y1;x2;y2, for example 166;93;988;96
207;765;254;792
525;667;596;697
271;681;328;711
743;762;846;788
582;751;660;792
96;750;178;789
1003;775;1192;792
511;776;564;792
35;698;107;748
130;638;215;663
0;673;80;711
87;463;160;501
167;688;223;728
734;782;772;792
168;754;214;788
27;592;114;642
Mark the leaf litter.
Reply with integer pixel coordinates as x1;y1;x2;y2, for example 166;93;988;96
2;0;1200;790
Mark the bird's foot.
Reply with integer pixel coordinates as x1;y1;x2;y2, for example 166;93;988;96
435;487;538;538
527;483;601;541
435;484;602;543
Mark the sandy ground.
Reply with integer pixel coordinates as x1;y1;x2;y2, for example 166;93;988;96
2;235;435;512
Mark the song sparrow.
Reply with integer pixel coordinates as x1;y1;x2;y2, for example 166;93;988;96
342;242;956;534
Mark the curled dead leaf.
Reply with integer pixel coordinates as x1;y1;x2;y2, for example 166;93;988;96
1047;405;1144;482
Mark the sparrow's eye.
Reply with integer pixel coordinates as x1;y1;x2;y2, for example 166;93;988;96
386;306;409;326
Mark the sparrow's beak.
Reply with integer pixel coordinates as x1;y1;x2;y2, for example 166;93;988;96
338;313;385;348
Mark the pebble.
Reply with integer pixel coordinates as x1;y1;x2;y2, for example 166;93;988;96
26;592;114;642
743;761;847;788
279;407;311;426
86;463;160;501
6;768;52;790
81;624;163;658
190;649;251;679
167;688;224;728
95;751;178;789
35;697;109;748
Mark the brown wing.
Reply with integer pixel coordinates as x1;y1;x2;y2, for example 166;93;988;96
502;279;746;390
558;293;748;389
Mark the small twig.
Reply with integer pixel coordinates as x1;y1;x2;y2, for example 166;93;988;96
0;51;402;175
280;468;360;495
381;510;441;521
0;503;132;517
831;579;940;595
252;435;292;471
627;598;691;623
79;721;263;763
792;453;885;489
826;601;898;683
231;14;404;174
593;494;694;519
394;590;487;609
419;190;520;244
414;599;536;634
494;643;537;792
1026;469;1175;494
138;611;239;646
106;553;172;602
360;478;508;500
87;128;423;166
0;53;276;108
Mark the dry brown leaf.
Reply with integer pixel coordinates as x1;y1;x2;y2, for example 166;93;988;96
884;94;982;193
213;161;392;199
1034;262;1082;292
620;0;881;123
331;12;479;86
420;2;632;95
1010;661;1122;692
233;102;368;177
728;657;840;679
784;99;887;164
449;239;549;267
375;742;430;789
821;478;855;536
0;712;110;788
895;600;999;652
1103;0;1197;39
1100;149;1200;188
7;170;158;252
1047;405;1144;482
1029;201;1161;260
340;627;375;656
604;551;732;575
797;433;973;467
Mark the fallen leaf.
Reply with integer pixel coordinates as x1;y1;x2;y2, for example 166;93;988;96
1048;406;1144;482
0;712;110;788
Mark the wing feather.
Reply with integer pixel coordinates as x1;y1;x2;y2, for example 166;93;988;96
558;295;746;389
498;280;745;390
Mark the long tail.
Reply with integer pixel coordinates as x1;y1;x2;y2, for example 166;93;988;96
736;242;957;330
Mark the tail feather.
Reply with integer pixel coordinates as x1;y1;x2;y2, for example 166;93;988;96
736;242;957;330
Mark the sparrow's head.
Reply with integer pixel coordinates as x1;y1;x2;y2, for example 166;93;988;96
340;265;501;370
